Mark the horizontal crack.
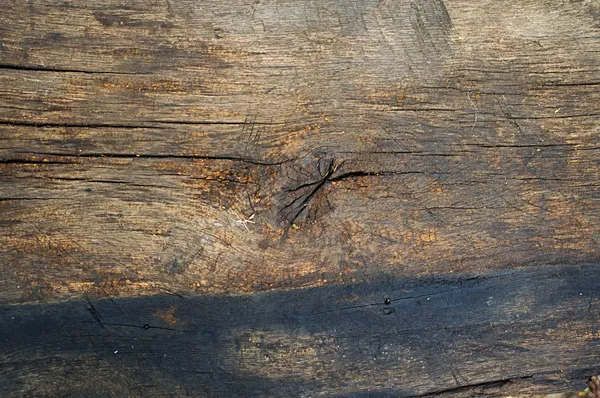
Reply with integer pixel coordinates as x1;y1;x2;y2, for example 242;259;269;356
463;143;575;149
0;119;284;129
406;374;534;397
338;150;472;157
0;158;73;165
0;197;63;201
145;120;284;126
79;320;189;333
0;120;161;129
542;81;600;87
310;288;459;316
385;107;458;112
43;177;173;189
282;164;447;224
330;170;433;182
506;113;600;120
425;206;499;210
16;151;290;166
0;63;151;75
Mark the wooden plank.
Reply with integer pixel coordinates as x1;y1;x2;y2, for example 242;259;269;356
1;0;599;302
0;1;599;394
1;264;599;397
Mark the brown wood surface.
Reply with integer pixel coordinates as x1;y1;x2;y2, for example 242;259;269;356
1;0;600;301
0;0;599;395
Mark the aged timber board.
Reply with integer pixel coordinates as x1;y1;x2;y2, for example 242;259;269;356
0;0;599;396
0;0;599;301
1;264;600;397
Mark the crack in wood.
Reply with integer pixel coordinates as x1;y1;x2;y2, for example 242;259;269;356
85;299;105;328
0;63;153;75
0;120;284;129
0;158;74;165
405;374;534;397
15;151;290;166
0;120;162;130
280;159;447;225
280;158;342;224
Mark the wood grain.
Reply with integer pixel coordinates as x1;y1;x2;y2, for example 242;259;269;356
1;0;599;302
1;264;599;397
0;1;599;394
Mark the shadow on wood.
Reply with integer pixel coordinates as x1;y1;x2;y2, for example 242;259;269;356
1;264;599;397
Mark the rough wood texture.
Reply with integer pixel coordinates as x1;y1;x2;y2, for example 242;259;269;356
1;0;599;302
1;264;599;397
0;0;599;395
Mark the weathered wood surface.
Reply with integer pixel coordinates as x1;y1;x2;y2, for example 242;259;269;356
1;0;599;302
0;0;599;395
1;264;599;397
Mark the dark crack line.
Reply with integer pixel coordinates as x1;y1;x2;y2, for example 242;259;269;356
146;119;284;126
405;374;534;397
0;119;284;129
0;120;161;129
425;206;499;211
78;320;190;333
389;289;457;304
0;197;63;201
311;302;376;315
330;170;378;181
284;178;321;193
189;176;254;186
16;151;290;166
0;158;73;165
155;285;187;299
282;163;442;224
40;176;173;189
330;170;431;181
86;299;105;329
449;366;462;387
0;63;153;75
463;143;575;149
284;165;387;193
506;113;600;120
310;288;459;316
498;98;528;139
542;81;600;87
285;160;341;223
385;107;458;112
101;322;190;333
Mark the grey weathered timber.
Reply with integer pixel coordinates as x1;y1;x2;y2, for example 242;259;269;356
1;264;599;397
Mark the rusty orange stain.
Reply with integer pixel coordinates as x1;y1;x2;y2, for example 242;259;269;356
154;306;178;327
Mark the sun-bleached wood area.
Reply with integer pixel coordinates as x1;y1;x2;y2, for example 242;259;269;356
0;0;599;396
